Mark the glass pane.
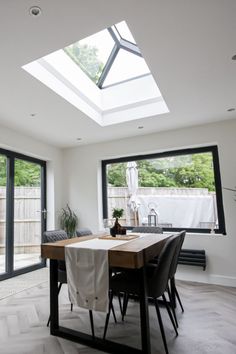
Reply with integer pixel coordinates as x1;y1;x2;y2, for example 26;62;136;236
115;21;136;44
106;152;218;230
64;28;115;84
103;49;150;87
13;159;42;270
0;155;7;274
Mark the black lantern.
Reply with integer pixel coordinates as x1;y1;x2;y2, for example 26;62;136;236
148;208;158;227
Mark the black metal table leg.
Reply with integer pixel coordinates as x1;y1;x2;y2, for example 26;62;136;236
50;259;59;334
139;267;151;354
48;260;147;353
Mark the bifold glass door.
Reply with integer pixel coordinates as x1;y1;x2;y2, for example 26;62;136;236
0;149;46;280
13;159;44;271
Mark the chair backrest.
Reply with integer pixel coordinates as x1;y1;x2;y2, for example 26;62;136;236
76;228;93;237
132;226;163;234
43;229;68;243
168;230;186;279
148;234;180;298
43;230;68;277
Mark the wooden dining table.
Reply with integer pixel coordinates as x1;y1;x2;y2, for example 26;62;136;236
41;233;171;354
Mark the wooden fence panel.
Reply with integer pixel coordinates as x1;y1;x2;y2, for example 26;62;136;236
0;187;41;253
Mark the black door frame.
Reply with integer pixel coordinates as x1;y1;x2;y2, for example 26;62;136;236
0;147;46;280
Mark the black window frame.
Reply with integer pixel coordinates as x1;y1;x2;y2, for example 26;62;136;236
102;145;226;235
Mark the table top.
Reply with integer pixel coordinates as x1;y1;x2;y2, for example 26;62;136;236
41;233;171;269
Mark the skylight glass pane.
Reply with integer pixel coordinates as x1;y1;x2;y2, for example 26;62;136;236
64;29;115;84
115;21;136;44
103;49;150;87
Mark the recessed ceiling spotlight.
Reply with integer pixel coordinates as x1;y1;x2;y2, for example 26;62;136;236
76;137;82;141
29;6;42;17
227;108;235;112
138;126;144;129
232;55;236;60
30;113;37;117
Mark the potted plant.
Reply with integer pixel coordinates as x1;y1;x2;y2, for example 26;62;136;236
110;208;126;236
59;204;78;238
112;207;124;221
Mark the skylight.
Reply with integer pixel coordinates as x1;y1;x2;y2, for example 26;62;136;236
63;21;150;88
22;20;169;126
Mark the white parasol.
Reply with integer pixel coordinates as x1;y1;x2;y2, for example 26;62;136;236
126;161;140;224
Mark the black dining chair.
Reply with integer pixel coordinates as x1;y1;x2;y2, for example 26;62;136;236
43;229;95;337
121;225;163;319
103;234;180;354
167;230;186;328
76;228;93;237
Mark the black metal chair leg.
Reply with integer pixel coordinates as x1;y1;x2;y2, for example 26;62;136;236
111;302;117;323
122;292;129;321
118;293;123;315
89;310;95;338
167;284;178;328
70;303;73;312
175;286;184;312
47;282;63;327
162;294;178;336
154;298;169;354
47;315;51;327
103;291;113;340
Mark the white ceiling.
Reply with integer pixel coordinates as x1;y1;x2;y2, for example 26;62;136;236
0;0;236;148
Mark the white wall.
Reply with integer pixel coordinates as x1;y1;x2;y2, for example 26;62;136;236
0;124;63;229
62;119;236;287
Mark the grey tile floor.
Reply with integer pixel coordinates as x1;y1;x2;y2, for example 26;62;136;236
0;270;235;354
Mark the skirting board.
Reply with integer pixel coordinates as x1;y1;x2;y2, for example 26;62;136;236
176;267;236;288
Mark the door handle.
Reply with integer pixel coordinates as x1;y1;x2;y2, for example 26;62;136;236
42;208;47;220
37;209;47;219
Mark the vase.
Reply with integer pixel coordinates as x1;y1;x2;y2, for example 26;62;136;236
110;218;126;237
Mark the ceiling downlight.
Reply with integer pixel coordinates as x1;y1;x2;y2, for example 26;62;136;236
29;6;42;17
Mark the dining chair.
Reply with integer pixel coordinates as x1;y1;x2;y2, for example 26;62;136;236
43;230;95;337
167;230;186;328
103;234;180;354
120;225;163;319
76;228;93;237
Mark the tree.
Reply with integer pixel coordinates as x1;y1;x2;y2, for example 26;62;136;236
64;43;104;83
14;160;41;187
0;155;6;186
107;163;126;187
0;156;41;187
107;153;215;191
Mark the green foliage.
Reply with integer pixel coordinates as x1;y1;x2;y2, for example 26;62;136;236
0;155;6;186
0;156;41;187
107;163;126;187
14;160;41;187
64;43;104;83
59;204;78;238
112;208;124;219
107;153;215;192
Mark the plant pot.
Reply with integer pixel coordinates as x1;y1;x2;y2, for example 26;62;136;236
110;218;126;237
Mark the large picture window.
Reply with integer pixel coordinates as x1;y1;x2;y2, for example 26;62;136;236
102;146;226;234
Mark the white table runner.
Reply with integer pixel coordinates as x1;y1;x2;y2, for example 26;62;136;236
65;238;129;312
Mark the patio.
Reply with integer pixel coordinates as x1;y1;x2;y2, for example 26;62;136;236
0;253;41;275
